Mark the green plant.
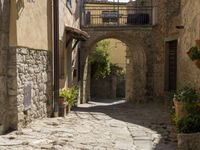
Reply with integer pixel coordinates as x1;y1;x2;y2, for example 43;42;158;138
59;87;78;107
90;40;111;79
187;46;200;61
66;87;78;107
176;115;200;133
173;87;200;103
59;88;68;98
110;64;124;76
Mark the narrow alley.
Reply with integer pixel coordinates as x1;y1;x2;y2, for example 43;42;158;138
0;99;177;150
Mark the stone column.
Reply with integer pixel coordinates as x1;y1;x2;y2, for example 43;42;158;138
79;45;90;104
125;47;134;101
82;56;90;103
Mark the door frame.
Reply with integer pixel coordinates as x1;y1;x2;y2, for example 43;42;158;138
164;38;178;91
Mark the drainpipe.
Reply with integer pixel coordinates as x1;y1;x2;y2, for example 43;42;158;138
53;0;59;116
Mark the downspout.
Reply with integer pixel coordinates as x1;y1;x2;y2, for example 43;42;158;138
53;0;59;116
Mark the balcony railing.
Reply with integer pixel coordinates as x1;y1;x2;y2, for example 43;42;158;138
81;1;155;27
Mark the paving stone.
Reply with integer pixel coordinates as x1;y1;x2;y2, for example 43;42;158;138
0;99;177;150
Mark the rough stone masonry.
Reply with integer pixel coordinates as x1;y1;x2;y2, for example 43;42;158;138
7;47;52;130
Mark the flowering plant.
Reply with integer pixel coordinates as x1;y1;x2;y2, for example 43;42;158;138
59;87;78;107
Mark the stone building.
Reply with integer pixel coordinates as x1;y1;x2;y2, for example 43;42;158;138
1;0;200;137
0;0;87;135
0;0;53;135
161;0;200;91
80;0;158;103
79;0;200;103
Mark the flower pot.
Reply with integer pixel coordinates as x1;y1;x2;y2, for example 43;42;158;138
178;133;200;150
195;60;200;69
59;102;66;117
66;104;71;114
173;99;187;119
59;97;65;105
196;39;200;49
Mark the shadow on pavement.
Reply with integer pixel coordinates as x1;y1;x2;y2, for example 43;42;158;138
73;99;177;150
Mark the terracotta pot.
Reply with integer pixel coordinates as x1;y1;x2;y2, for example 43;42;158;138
59;102;66;117
195;60;200;69
196;39;200;49
66;104;70;114
173;99;187;119
59;97;65;105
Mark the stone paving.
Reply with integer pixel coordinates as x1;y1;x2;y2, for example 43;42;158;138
0;99;177;150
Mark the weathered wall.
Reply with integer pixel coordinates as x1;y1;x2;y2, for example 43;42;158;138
157;0;200;90
91;75;117;99
177;0;200;89
147;0;181;96
7;47;52;129
0;0;53;134
80;0;185;102
9;0;52;50
80;28;156;102
59;0;80;39
107;38;126;69
0;0;10;134
59;0;80;88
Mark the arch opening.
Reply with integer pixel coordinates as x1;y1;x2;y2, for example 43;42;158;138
90;38;127;100
81;33;147;103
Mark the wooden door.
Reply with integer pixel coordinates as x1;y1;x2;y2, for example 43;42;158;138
165;40;177;91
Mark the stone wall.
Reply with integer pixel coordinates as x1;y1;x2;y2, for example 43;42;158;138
7;47;52;130
148;0;181;95
157;0;200;90
0;0;10;134
80;28;156;102
91;75;117;99
81;0;200;103
177;0;200;89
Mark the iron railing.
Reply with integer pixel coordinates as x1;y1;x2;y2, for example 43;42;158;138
81;1;155;27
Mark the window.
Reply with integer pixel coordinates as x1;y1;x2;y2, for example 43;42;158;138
66;0;73;13
101;11;119;23
67;0;72;8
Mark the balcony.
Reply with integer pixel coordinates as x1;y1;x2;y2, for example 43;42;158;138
81;0;156;28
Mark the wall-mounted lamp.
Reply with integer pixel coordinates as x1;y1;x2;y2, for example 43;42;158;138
176;25;184;29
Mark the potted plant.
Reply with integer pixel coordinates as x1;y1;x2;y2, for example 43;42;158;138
176;114;200;149
187;46;200;69
59;88;69;117
65;87;78;113
174;88;200;149
59;88;66;105
173;87;199;119
196;39;200;49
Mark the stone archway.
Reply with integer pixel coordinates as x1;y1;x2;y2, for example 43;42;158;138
80;28;153;103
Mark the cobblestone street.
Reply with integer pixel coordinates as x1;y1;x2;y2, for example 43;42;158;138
0;99;177;150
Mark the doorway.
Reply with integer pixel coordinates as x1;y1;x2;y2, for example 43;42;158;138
165;40;178;91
